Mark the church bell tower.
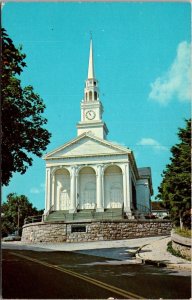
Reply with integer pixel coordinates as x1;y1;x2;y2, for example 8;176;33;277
77;39;108;139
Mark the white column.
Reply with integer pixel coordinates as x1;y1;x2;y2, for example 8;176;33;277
56;182;62;210
45;168;51;212
129;165;133;210
69;166;76;213
96;165;104;212
44;169;48;212
76;168;80;210
123;163;131;215
51;173;55;209
102;169;105;208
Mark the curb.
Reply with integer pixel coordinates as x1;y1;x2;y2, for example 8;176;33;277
135;241;191;271
135;253;167;268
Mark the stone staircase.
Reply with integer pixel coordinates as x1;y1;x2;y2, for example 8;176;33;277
45;208;123;222
45;210;71;222
74;209;94;220
93;208;123;220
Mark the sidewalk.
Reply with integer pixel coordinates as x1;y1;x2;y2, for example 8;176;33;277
2;235;160;253
136;236;191;271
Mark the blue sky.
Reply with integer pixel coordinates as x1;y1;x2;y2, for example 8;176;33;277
3;2;191;210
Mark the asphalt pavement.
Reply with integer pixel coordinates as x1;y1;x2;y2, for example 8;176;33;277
2;235;191;271
2;236;191;299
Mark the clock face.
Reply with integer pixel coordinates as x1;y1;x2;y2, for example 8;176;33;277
86;110;96;120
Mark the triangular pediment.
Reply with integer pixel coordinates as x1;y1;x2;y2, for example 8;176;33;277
44;133;130;159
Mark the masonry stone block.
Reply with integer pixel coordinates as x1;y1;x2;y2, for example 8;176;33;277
21;220;172;243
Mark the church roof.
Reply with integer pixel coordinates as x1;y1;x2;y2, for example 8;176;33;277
44;132;140;178
44;132;141;179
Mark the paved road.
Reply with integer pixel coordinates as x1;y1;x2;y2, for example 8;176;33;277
2;247;191;299
3;250;137;299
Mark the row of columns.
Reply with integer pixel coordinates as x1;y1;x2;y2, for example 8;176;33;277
45;163;132;214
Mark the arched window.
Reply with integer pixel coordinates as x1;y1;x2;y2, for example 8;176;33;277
94;91;97;100
85;92;88;101
89;91;92;101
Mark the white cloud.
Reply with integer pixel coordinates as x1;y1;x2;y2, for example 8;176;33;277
30;187;41;194
30;183;45;194
1;3;5;9
137;138;168;151
149;41;192;104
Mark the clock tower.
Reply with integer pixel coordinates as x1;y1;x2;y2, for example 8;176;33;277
77;39;108;139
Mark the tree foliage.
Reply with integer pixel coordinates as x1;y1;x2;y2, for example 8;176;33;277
157;119;191;228
1;193;43;237
2;28;51;185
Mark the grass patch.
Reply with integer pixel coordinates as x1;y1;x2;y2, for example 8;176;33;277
167;241;191;261
174;227;191;238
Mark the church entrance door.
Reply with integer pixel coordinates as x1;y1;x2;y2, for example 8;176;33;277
104;165;123;209
60;189;70;210
55;168;70;211
79;167;96;209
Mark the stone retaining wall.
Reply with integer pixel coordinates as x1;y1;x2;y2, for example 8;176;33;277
22;220;172;243
171;231;191;260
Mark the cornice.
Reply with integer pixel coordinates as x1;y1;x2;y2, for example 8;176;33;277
77;121;106;128
45;152;128;160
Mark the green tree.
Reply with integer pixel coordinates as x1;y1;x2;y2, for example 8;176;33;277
2;28;51;185
157;119;191;228
1;193;43;237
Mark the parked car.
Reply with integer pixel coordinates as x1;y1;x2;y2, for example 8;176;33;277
2;234;21;242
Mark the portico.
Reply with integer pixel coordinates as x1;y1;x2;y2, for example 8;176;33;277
45;157;132;215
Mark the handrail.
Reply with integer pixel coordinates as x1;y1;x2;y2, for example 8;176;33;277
122;202;124;215
49;204;55;214
42;205;55;222
24;215;43;224
45;205;54;216
91;203;97;218
76;203;80;212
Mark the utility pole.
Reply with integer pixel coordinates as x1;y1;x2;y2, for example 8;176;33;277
17;203;20;235
17;202;20;235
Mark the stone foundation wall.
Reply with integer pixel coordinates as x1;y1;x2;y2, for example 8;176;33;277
171;231;191;260
22;223;67;243
22;220;172;243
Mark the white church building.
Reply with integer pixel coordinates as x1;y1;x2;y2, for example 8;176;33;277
43;40;153;221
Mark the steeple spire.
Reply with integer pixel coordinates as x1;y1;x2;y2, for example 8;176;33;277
77;38;109;139
83;37;99;103
88;38;95;79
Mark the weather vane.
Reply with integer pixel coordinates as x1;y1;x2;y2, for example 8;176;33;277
90;31;93;40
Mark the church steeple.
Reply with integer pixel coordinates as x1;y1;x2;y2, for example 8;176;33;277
77;38;109;139
84;38;99;103
88;39;95;79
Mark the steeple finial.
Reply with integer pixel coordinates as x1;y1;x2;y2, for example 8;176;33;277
88;36;95;79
